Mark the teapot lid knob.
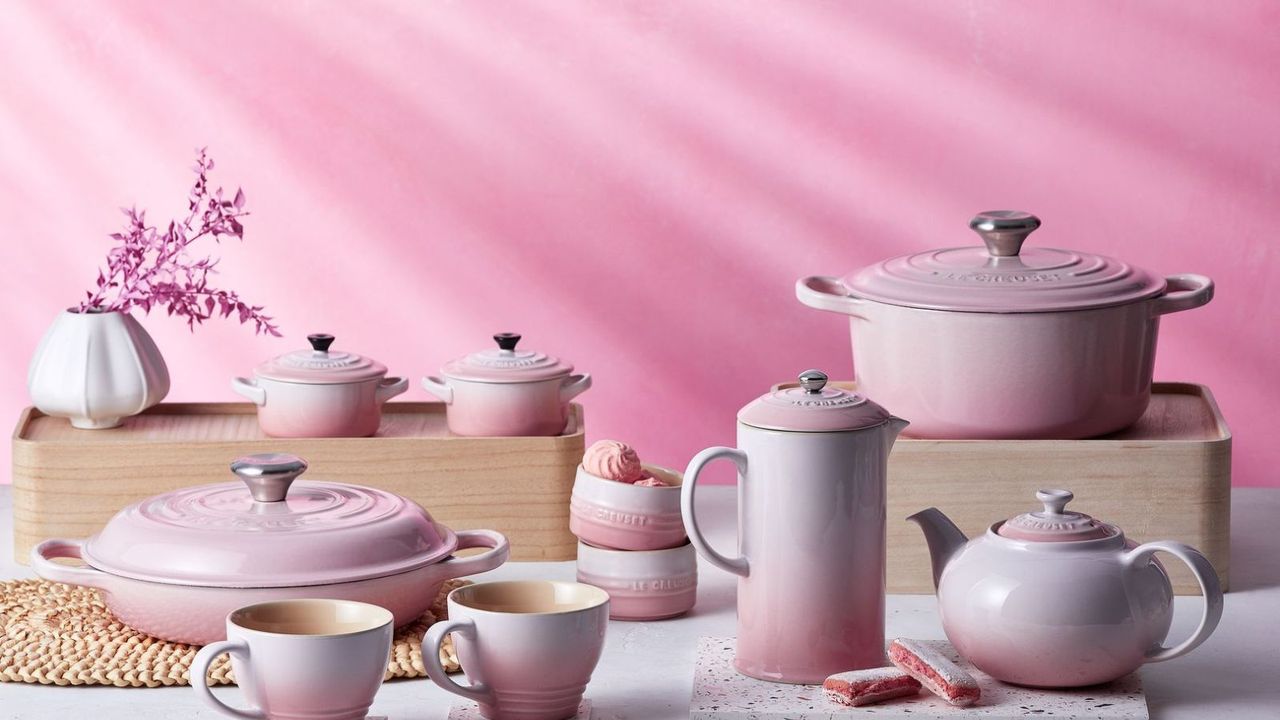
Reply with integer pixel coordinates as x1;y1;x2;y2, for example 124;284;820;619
1037;489;1074;516
798;369;829;394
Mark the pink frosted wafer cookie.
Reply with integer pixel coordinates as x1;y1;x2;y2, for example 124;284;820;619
823;666;922;707
888;638;981;707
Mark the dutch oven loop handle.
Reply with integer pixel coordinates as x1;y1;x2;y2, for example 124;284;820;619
435;529;510;579
1153;274;1215;316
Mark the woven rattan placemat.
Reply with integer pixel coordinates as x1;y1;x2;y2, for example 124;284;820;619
0;578;466;687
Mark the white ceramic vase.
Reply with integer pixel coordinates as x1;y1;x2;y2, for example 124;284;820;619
27;309;170;429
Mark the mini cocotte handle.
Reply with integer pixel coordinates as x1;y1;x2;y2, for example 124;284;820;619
681;447;750;577
1124;540;1224;663
191;639;266;720
422;618;496;706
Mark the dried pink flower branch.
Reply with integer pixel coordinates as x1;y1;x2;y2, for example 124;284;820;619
80;148;281;336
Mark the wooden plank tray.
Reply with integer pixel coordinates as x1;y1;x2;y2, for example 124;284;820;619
773;381;1232;594
11;402;585;564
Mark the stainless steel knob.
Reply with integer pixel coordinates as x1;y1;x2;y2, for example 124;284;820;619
231;453;308;503
798;369;829;395
970;211;1041;257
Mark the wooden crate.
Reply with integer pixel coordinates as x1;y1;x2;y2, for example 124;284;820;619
773;382;1232;594
11;402;585;564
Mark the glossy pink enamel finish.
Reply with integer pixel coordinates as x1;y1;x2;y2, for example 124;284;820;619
575;541;696;621
424;581;610;720
799;275;1212;438
422;374;590;437
568;465;686;551
683;420;904;684
233;374;408;437
31;531;508;645
192;600;393;720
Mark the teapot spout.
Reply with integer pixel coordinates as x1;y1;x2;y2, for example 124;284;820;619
884;416;909;453
907;507;967;591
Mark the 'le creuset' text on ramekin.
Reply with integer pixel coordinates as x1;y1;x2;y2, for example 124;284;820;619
576;540;696;621
568;464;686;551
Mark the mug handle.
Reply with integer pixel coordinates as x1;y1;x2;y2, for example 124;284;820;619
191;639;266;720
423;618;495;707
1124;541;1224;663
681;447;750;577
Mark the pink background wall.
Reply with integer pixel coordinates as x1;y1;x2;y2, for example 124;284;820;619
1;2;1277;486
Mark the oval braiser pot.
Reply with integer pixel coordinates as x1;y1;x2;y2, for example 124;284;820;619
29;454;509;646
796;211;1214;439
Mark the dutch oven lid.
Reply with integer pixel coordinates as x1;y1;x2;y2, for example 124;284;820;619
737;370;895;433
997;489;1117;542
441;333;574;383
843;211;1167;313
254;333;388;384
81;454;457;588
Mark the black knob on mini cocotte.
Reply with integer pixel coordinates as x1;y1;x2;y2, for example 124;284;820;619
493;333;521;351
308;333;335;352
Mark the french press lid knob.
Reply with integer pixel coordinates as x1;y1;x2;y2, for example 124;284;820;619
493;333;521;352
231;453;308;503
969;211;1041;257
307;333;336;353
798;369;829;394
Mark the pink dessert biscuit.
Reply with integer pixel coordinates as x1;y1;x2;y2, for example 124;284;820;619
823;666;922;707
582;440;644;483
888;638;981;707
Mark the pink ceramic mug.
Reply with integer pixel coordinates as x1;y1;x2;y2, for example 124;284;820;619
191;599;393;720
423;580;609;720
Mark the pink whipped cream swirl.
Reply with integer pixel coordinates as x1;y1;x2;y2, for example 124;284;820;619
582;439;644;483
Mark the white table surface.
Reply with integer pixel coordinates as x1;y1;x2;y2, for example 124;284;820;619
2;485;1278;720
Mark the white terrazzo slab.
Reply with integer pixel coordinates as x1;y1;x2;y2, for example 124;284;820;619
448;698;592;719
690;637;1147;719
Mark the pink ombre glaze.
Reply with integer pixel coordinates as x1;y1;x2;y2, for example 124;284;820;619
569;464;686;551
683;383;906;683
192;599;393;720
423;374;589;437
798;277;1212;439
423;581;609;720
575;541;696;621
31;531;507;645
911;492;1224;688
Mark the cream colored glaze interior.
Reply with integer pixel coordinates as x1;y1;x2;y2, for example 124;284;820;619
452;580;609;614
642;464;684;488
231;599;393;636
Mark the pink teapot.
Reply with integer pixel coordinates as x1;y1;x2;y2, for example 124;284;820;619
910;489;1224;687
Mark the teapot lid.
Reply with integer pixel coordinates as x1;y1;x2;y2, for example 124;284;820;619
997;489;1117;542
737;370;896;433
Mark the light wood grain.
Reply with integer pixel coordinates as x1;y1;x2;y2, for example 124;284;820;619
12;402;584;563
772;383;1232;595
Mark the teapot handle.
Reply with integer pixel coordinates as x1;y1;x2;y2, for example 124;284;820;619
1125;541;1224;663
681;447;749;577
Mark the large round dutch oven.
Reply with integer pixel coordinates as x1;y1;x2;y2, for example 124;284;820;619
797;211;1214;439
31;453;509;645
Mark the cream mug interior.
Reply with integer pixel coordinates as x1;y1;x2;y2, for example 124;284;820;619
191;599;394;720
423;580;610;720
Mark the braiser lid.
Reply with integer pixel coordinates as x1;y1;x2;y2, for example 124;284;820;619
254;333;389;384
843;211;1167;313
737;369;895;433
997;489;1117;542
441;333;574;383
81;453;457;588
